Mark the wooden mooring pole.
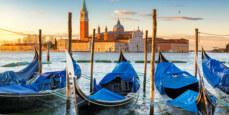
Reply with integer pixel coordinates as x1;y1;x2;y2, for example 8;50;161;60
194;28;199;77
46;43;50;63
38;29;42;74
150;9;157;115
66;12;72;98
143;30;148;94
90;29;96;93
194;28;209;114
68;12;72;57
65;12;72;114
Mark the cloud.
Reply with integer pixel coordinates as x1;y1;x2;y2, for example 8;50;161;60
113;9;203;22
120;17;140;22
140;13;203;21
158;16;204;21
140;13;151;17
111;0;120;2
114;10;137;16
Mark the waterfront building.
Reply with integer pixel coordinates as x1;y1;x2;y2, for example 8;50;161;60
148;38;189;53
0;0;189;53
0;43;35;51
57;0;144;52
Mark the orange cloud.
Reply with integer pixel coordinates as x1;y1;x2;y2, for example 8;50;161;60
114;10;137;16
159;16;204;21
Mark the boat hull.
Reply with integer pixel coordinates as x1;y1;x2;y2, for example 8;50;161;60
164;82;199;99
0;88;65;114
77;95;137;115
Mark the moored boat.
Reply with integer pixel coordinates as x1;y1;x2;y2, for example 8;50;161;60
155;52;216;115
0;52;81;114
0;49;39;87
66;51;140;113
202;49;229;95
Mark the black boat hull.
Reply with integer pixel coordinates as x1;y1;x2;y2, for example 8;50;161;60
197;90;216;115
75;80;138;111
0;88;65;114
78;95;136;115
164;82;199;99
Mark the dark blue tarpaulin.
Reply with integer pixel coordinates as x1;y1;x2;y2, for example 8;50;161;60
89;88;125;101
202;56;229;94
95;62;140;92
167;90;198;112
15;56;39;82
26;70;66;91
0;85;37;94
0;58;81;94
155;62;198;94
26;60;81;92
0;57;38;86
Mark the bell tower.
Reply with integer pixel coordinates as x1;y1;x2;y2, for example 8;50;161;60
80;0;89;41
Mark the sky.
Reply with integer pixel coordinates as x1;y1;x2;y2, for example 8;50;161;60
0;0;229;40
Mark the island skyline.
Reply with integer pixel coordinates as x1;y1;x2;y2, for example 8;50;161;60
0;0;229;37
0;0;229;51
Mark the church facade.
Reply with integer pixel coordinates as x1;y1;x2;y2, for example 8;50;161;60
56;0;189;53
57;0;144;52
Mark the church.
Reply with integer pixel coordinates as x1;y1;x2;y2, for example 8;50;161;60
57;0;144;52
56;0;189;53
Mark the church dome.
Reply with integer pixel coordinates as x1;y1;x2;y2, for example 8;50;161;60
113;19;124;32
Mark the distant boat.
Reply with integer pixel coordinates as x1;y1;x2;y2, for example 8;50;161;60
66;51;140;113
0;51;81;114
202;49;229;95
155;52;216;115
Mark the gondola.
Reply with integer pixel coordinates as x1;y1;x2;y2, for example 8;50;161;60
0;49;39;87
155;52;216;115
66;51;140;113
0;52;81;114
202;49;229;95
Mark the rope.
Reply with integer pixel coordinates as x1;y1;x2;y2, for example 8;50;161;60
0;27;78;37
81;74;91;80
133;90;140;105
217;98;229;107
0;28;33;36
0;88;66;98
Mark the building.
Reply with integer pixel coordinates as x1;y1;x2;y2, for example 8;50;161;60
57;0;144;52
80;0;89;41
0;43;35;51
0;0;189;52
147;38;189;53
56;0;189;53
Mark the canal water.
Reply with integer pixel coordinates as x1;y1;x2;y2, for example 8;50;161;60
0;52;228;115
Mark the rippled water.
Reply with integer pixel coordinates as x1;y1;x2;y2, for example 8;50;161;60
0;52;228;115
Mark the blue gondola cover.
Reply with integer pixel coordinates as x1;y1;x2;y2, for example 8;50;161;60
26;59;81;92
0;57;38;86
95;62;140;92
89;88;125;101
0;85;37;94
167;90;199;112
202;56;229;94
0;58;81;94
26;70;66;91
155;62;198;94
